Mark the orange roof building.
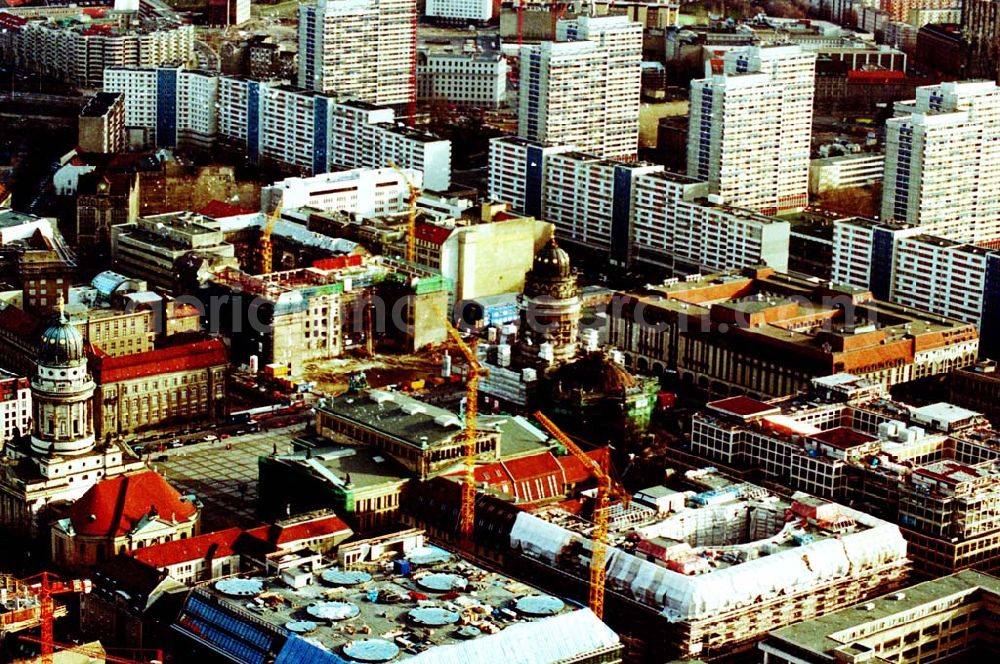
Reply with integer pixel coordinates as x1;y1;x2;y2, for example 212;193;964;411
52;470;201;569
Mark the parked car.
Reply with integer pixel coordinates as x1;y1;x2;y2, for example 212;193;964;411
202;434;219;442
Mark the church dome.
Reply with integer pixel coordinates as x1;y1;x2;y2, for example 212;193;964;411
39;318;85;366
531;238;572;280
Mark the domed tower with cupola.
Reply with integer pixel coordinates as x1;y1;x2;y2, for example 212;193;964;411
514;238;581;369
30;305;96;456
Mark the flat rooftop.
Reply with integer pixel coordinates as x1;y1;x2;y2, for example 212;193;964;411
179;546;619;661
766;571;1000;658
618;269;976;354
267;445;410;491
911;402;982;426
318;390;484;450
513;480;907;622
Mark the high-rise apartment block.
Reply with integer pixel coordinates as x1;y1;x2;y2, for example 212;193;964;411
104;68;452;190
556;16;642;160
0;12;193;88
298;0;416;108
882;81;1000;243
78;92;126;155
832;217;1000;359
103;67;219;150
963;0;1000;80
488;136;790;272
518;16;642;159
688;45;816;214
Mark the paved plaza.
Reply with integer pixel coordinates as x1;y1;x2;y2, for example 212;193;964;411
153;426;304;531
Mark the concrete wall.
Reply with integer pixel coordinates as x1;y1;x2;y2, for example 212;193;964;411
453;217;552;302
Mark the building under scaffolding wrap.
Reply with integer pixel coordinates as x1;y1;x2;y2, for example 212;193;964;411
506;478;910;660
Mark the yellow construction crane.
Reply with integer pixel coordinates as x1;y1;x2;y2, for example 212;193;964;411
387;161;421;263
444;321;486;548
533;411;628;620
257;192;282;275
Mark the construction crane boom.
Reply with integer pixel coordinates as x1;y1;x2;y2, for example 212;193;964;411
20;573;92;664
517;0;525;46
258;192;283;275
19;634;160;664
551;0;570;37
445;322;486;547
533;411;627;620
387;161;421;264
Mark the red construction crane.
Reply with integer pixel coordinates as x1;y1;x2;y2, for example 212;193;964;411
551;0;570;37
408;1;418;126
19;634;161;664
517;0;525;46
20;573;91;664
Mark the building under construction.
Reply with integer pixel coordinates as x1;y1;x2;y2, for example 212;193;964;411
203;256;451;373
403;469;908;662
0;575;68;638
504;471;910;661
688;373;1000;578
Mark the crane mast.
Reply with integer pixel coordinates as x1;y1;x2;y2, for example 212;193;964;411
387;161;422;264
258;192;283;275
444;322;484;547
533;411;627;620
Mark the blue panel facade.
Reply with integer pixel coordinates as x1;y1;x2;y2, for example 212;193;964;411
313;98;328;175
248;81;260;163
155;68;177;149
275;635;350;664
981;253;1000;359
182;596;276;664
611;166;633;266
869;227;896;300
525;145;544;218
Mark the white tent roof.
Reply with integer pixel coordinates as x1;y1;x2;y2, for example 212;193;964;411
406;609;619;664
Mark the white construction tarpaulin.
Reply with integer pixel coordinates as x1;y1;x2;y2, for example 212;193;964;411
510;504;908;623
509;512;576;564
406;608;620;664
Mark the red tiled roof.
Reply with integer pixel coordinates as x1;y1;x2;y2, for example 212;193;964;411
448;448;605;503
504;452;562;482
65;471;198;538
0;305;43;339
556;448;608;485
414;223;453;246
243;514;352;549
708;396;779;418
198;200;257;219
810;427;877;450
0;13;28;29
90;339;227;384
130;527;242;568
